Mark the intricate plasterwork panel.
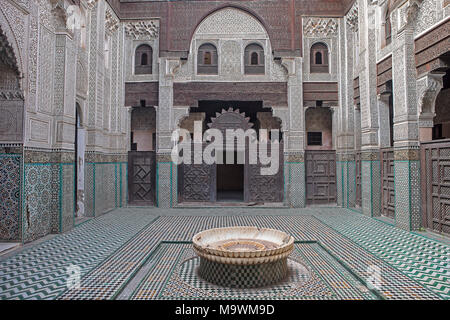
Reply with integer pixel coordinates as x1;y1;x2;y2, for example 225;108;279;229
124;20;159;40
38;26;54;115
196;8;266;36
346;1;359;32
220;40;241;76
86;0;99;10
303;17;339;37
416;72;444;126
76;60;88;95
415;0;437;36
105;8;119;35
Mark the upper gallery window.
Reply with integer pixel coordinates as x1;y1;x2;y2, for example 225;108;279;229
310;42;329;73
244;43;265;74
197;43;218;74
135;44;153;75
385;12;392;46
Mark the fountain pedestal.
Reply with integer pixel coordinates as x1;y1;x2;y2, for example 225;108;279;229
193;227;294;288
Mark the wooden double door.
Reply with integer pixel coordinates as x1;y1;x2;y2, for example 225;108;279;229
178;144;284;203
381;148;395;219
128;151;156;206
305;150;337;205
421;140;450;235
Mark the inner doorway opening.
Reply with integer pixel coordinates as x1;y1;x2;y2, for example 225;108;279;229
217;151;244;202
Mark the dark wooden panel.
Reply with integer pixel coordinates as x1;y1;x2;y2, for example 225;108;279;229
306;150;337;205
377;56;392;95
178;143;216;202
125;82;159;107
303;82;339;104
415;20;450;75
421;139;450;235
355;151;362;208
247;142;284;203
354;77;360;105
173;82;288;107
381;148;395;219
128;151;156;206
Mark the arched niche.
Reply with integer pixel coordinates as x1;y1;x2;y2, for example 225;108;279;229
0;23;24;143
305;107;333;150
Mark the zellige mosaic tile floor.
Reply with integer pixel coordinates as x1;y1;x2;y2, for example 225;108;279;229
0;207;448;300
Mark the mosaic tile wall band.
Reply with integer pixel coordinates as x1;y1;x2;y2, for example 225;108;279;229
0;154;21;241
85;161;128;217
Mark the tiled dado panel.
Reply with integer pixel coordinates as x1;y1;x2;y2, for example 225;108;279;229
24;164;54;243
394;161;421;231
157;162;173;208
286;162;305;208
85;162;127;217
0;155;21;241
337;162;343;206
121;163;127;208
61;165;75;233
23;163;75;243
362;161;381;217
347;161;356;208
337;161;357;209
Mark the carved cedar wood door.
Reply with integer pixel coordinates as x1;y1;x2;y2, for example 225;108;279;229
178;142;216;202
128;151;156;205
306;150;337;205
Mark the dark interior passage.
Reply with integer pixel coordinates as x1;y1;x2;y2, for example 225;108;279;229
217;151;244;202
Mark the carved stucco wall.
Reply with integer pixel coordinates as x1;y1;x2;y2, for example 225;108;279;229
174;8;287;83
124;19;160;83
0;0;129;241
302;17;339;82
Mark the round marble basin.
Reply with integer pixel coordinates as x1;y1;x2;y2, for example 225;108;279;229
193;227;294;288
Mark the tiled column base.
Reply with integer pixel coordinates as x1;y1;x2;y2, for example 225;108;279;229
337;161;344;207
394;149;421;231
347;160;356;208
198;257;289;288
285;160;305;208
157;155;174;208
85;155;128;217
0;151;22;241
337;154;357;209
361;152;381;217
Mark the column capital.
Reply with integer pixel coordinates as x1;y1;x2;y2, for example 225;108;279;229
417;72;445;126
398;0;424;31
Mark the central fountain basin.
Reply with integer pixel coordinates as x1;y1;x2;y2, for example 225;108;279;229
193;227;294;288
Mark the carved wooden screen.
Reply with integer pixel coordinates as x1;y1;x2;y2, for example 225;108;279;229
247;142;284;203
178;143;216;202
421;140;450;235
306;151;337;205
381;148;395;219
128;151;156;205
355;152;362;207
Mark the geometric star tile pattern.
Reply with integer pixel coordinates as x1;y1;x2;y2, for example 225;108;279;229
0;210;158;299
1;207;448;300
311;209;450;299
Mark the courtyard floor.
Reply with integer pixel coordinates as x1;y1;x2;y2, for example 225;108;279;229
0;207;448;300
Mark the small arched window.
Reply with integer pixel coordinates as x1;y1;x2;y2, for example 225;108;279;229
315;52;323;65
204;51;212;65
198;43;218;74
385;12;392;46
310;42;329;73
141;53;148;66
135;44;153;75
251;52;259;65
244;43;265;74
